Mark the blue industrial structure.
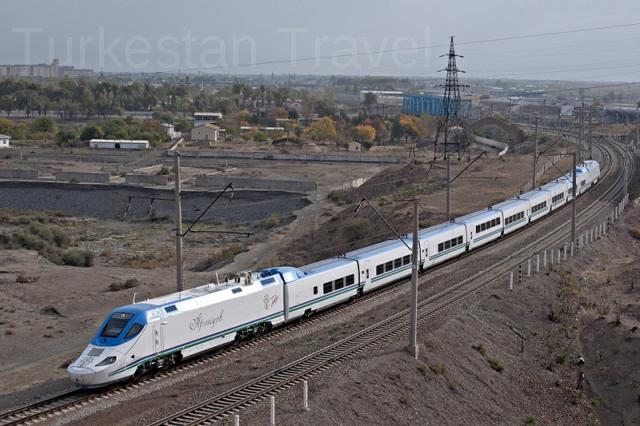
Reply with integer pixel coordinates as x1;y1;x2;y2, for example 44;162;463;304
402;94;473;118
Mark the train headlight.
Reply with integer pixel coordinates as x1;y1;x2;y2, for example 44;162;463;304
96;356;117;366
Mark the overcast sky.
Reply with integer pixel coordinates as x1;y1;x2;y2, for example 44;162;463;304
1;0;640;81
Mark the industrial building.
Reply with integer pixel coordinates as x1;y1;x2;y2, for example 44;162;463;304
89;139;149;150
193;112;223;127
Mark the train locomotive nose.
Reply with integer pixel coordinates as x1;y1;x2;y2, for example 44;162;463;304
67;366;97;386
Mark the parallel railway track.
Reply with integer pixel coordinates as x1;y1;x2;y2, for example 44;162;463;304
149;140;632;425
0;139;629;426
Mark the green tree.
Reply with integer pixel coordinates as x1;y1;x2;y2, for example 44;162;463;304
363;92;377;112
56;128;79;146
30;116;58;134
0;96;15;116
80;123;105;141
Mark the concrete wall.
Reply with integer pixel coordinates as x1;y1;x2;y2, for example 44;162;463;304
168;150;406;164
473;135;509;156
125;174;169;186
0;169;38;179
195;175;317;192
56;171;110;184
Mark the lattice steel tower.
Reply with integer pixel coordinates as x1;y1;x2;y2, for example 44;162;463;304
434;36;469;160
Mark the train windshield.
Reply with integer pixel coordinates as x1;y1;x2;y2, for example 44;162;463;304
100;312;134;338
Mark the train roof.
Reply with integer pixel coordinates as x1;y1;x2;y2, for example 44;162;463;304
346;237;411;258
301;257;355;274
519;188;549;202
491;198;530;211
455;208;501;224
418;221;465;239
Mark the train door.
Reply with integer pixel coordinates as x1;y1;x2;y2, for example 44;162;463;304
152;324;164;353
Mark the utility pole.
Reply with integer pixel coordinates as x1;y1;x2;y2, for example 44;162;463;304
533;114;539;189
408;197;419;359
174;152;184;293
578;96;585;164
588;106;593;160
446;155;451;221
571;152;577;245
624;135;628;199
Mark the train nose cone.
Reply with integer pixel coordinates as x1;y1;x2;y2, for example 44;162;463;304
67;366;96;386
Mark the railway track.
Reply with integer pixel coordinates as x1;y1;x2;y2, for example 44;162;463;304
0;140;627;426
148;140;632;425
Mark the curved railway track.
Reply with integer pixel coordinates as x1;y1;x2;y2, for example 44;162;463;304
149;139;633;426
0;139;629;426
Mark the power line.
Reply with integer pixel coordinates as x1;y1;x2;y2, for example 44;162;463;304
156;21;640;74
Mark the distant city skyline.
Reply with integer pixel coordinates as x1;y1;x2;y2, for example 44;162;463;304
1;0;640;82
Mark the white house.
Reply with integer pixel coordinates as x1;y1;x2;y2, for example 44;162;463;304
0;134;11;148
161;123;179;139
89;139;150;150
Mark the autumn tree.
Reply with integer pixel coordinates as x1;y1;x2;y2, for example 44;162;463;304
305;117;337;141
352;124;376;149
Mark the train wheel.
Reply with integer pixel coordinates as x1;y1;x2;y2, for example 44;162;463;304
131;366;144;383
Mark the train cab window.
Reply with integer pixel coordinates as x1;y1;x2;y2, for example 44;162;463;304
125;323;143;340
164;305;177;313
385;261;393;272
313;286;318;295
403;255;411;265
334;277;344;290
346;275;355;285
394;258;402;268
101;312;134;338
323;282;333;294
376;264;384;275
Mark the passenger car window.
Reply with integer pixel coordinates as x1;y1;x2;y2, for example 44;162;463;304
323;282;333;294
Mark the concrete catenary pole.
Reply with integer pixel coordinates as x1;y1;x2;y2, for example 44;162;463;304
409;197;420;359
571;152;577;246
446;155;451;221
174;152;184;293
625;135;629;200
533;114;539;189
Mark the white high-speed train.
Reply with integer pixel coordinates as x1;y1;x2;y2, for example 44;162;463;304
68;160;600;387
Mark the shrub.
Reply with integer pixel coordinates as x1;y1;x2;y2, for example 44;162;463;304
472;344;487;356
16;273;39;283
555;353;567;365
262;213;281;229
158;166;170;175
523;415;536;425
109;278;139;292
62;248;94;267
430;362;446;375
191;244;245;272
487;357;504;373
